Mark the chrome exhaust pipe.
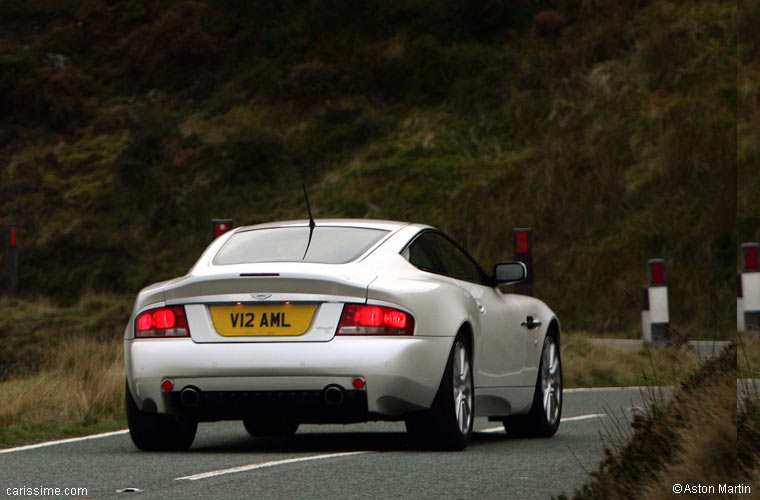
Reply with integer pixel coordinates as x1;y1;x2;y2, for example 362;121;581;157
180;387;201;407
323;385;345;406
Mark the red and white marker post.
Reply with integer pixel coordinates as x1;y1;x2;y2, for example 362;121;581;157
739;242;760;332
512;228;533;296
211;219;233;241
641;258;669;343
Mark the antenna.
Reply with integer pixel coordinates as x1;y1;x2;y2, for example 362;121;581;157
302;184;316;260
303;183;315;230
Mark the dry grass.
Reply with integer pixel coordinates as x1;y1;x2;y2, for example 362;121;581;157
639;375;736;499
739;335;760;379
0;337;124;445
557;343;740;500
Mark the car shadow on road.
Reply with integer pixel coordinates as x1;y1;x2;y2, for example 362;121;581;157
188;430;512;454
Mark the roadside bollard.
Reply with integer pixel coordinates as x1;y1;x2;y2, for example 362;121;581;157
513;228;533;296
740;242;760;331
641;258;669;343
211;219;233;241
738;273;745;332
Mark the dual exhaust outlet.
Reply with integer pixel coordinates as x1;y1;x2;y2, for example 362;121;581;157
176;385;348;407
180;386;201;407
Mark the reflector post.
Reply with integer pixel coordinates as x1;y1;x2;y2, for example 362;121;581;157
741;242;760;331
642;258;669;343
512;228;533;296
647;258;666;287
738;273;745;332
515;231;529;254
211;219;233;240
742;242;759;272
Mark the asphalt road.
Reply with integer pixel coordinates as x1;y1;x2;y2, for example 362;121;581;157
0;388;653;500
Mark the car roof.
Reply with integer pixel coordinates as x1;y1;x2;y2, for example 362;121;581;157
234;219;423;232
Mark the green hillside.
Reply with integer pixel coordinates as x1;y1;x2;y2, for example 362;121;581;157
739;0;760;245
1;0;736;337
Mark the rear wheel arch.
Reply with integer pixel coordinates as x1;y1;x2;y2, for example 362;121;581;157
456;321;474;357
504;319;562;438
546;319;560;346
406;326;475;450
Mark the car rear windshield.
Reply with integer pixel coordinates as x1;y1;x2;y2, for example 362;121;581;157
213;226;389;265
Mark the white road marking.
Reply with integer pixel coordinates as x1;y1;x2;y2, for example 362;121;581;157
0;429;129;454
562;413;607;422
175;451;370;481
479;412;607;433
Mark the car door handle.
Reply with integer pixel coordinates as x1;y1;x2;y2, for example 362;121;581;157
520;316;542;329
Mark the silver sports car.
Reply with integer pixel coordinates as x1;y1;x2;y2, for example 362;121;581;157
125;219;562;451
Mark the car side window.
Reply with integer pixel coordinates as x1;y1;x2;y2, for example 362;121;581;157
405;232;488;286
405;235;445;274
426;233;486;284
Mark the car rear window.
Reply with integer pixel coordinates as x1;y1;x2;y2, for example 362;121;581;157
213;226;389;265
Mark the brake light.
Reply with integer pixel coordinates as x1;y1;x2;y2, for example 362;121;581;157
135;306;190;338
337;304;415;335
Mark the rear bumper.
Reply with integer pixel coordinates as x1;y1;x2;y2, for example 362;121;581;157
125;336;453;420
166;389;370;423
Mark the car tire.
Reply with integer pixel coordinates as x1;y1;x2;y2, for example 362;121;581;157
405;334;474;450
503;334;562;438
243;417;299;437
126;381;197;451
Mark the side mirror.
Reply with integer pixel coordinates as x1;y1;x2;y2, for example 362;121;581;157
493;261;527;285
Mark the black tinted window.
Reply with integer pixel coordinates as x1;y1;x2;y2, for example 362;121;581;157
214;227;388;265
406;237;444;274
405;232;488;285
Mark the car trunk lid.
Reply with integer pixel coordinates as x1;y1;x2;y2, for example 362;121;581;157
160;263;376;343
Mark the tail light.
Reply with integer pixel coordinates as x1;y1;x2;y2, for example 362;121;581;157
337;304;415;336
135;306;190;338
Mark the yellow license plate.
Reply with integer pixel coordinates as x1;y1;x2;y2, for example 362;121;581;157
210;304;316;336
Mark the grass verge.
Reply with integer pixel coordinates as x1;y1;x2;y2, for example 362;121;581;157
562;334;702;388
0;336;125;447
739;335;760;379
